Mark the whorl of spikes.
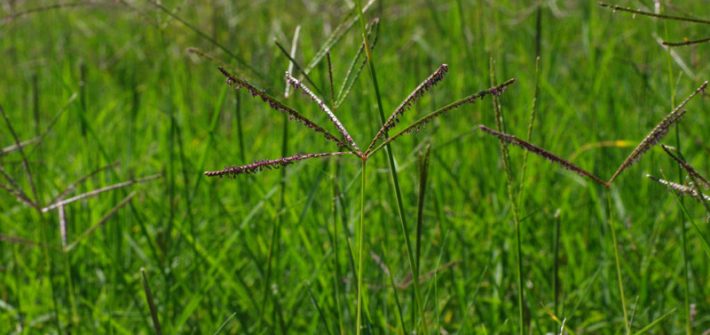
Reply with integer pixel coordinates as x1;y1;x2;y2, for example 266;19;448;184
478;125;609;187
608;80;707;183
218;67;347;148
205;152;348;177
285;73;361;153
366;78;517;156
367;64;449;152
646;175;710;201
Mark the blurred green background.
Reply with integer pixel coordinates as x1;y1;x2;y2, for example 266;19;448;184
1;0;709;333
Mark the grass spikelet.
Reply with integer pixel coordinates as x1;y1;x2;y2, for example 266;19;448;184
646;175;710;201
367;78;516;156
661;145;710;189
285;73;361;153
367;64;449;151
204;152;349;177
608;81;707;183
478;125;609;187
218;67;347;148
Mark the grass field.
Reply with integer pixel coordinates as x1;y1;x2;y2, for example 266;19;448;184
1;1;710;334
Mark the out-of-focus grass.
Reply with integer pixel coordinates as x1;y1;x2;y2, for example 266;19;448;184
1;1;709;333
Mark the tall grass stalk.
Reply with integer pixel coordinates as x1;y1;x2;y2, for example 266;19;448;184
356;159;367;335
488;58;525;335
607;193;630;334
353;0;426;332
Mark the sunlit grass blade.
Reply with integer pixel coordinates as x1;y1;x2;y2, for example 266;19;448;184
302;0;376;74
283;25;301;98
276;38;325;99
335;18;380;109
632;308;677;335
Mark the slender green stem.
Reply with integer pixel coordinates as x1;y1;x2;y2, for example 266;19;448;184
607;192;630;334
356;159;366;335
354;0;425;331
490;58;524;335
675;103;692;335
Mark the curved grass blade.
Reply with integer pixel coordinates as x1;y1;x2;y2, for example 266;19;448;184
303;0;376;74
335;18;380;109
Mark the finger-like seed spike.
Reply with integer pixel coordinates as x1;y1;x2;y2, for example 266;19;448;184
661;145;710;189
367;64;449;152
365;78;517;157
608;81;707;183
285;72;361;153
646;174;710;201
217;67;347;148
479;125;609;187
205;152;349;177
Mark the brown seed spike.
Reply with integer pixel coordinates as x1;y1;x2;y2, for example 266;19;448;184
367;64;449;152
217;67;348;148
661;145;710;189
285;73;361;153
646;174;710;201
608;81;707;183
479;125;609;187
204;152;349;177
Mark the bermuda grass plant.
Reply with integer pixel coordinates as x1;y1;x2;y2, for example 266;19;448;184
1;1;709;334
